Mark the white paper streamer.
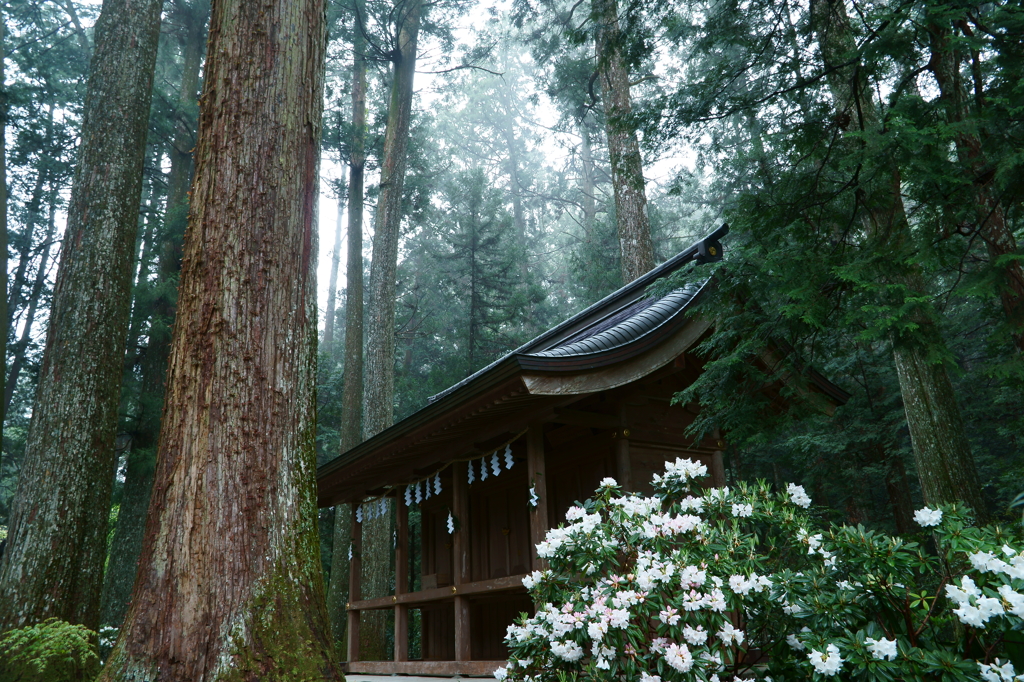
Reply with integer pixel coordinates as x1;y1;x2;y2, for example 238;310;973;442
491;452;501;476
434;474;442;495
356;504;364;523
348;544;353;561
415;481;423;504
480;458;489;481
468;461;475;484
504;445;514;469
447;512;455;534
529;486;539;507
379;499;388;517
405;485;413;506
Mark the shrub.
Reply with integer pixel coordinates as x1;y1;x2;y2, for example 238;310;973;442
498;459;1024;681
0;618;100;682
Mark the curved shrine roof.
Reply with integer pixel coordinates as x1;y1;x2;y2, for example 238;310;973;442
316;225;848;505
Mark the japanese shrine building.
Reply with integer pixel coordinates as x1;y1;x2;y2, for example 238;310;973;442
315;225;847;676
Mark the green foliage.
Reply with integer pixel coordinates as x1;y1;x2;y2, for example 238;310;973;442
0;619;100;682
501;459;1024;682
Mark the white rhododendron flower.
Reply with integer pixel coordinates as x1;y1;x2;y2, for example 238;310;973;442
659;607;680;626
787;483;811;508
913;507;943;527
978;659;1024;682
499;458;1022;682
808;643;844;676
551;640;583;661
565;505;586;521
716;621;744;646
731;502;753;517
682;624;707;645
521;570;545;589
945;575;1006;627
664;642;693;672
998;585;1024;618
679;565;707;588
599;477;618;487
865;637;898;661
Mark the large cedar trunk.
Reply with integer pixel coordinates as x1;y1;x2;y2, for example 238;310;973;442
813;0;985;516
592;0;654;283
98;0;340;679
328;0;370;652
99;5;208;628
0;0;163;633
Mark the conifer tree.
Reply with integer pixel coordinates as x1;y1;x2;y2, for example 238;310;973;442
0;0;163;633
98;0;339;677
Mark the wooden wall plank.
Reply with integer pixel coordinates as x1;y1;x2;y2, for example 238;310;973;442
346;503;362;662
454;595;471;661
395;498;409;662
526;423;548;570
452;461;470;586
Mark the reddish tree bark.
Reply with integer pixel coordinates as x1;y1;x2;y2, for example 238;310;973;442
0;0;163;633
98;0;339;678
99;2;209;629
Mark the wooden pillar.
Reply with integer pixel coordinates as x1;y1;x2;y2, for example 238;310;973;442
527;422;549;570
346;503;362;662
452;461;471;661
615;402;632;491
711;429;726;488
711;450;726;488
452;461;470;585
394;496;408;662
454;595;471;661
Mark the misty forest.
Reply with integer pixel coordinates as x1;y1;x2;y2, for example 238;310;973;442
0;0;1023;680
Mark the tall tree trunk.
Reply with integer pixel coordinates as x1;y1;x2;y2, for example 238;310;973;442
926;16;1024;354
61;0;91;55
363;0;421;440
6;105;52;326
323;199;344;358
327;0;369;653
813;0;985;516
361;0;422;658
99;4;209;629
0;0;163;634
496;76;530;283
123;169;162;373
592;0;654;283
1;16;8;438
3;187;58;417
579;117;597;238
99;0;338;678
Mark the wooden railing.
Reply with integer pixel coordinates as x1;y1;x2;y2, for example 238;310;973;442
345;426;549;671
